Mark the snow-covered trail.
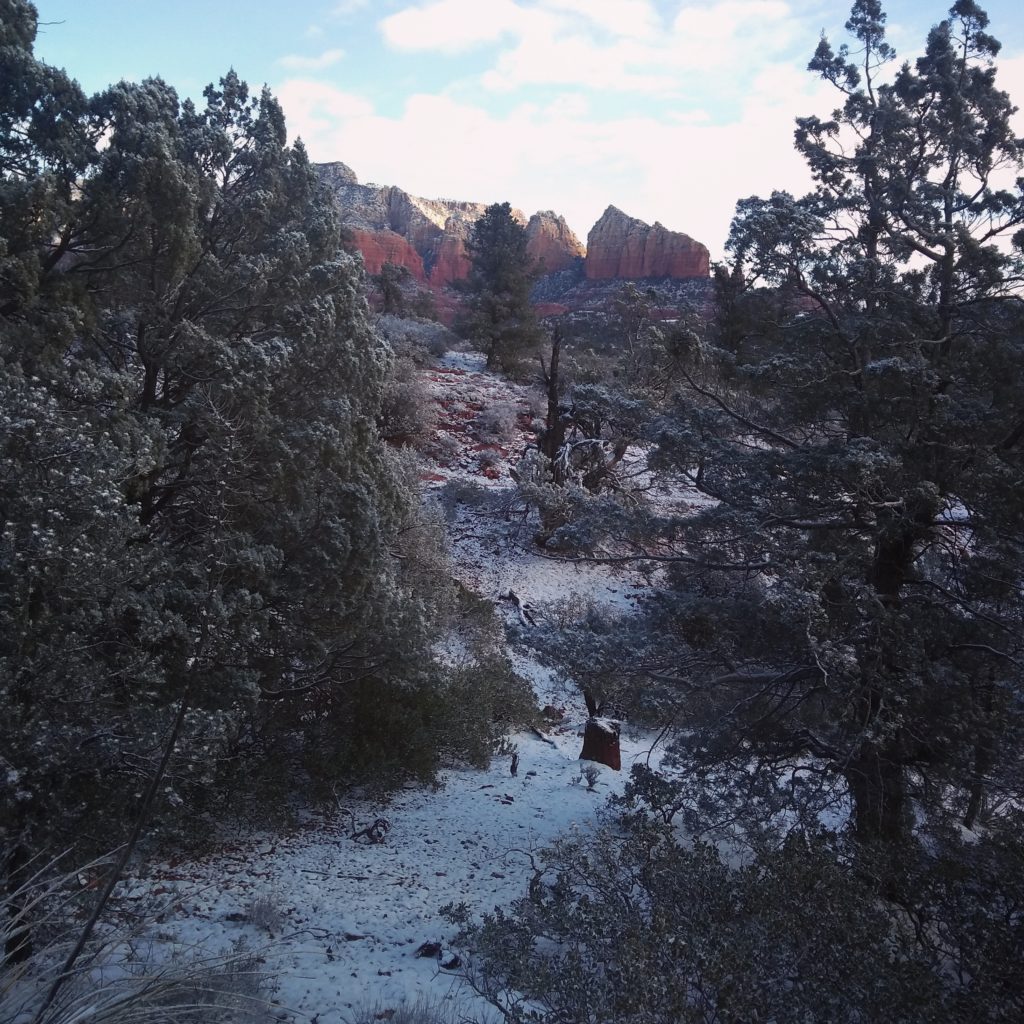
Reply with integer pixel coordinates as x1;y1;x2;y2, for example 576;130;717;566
126;349;659;1022
135;723;658;1022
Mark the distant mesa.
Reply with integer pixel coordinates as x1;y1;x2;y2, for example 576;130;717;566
585;205;709;281
315;164;709;308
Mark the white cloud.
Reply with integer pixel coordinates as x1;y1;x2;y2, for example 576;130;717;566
668;0;797;71
380;0;544;54
539;0;660;40
481;33;674;93
997;52;1024;133
275;66;835;260
380;0;803;98
277;48;346;71
333;0;370;14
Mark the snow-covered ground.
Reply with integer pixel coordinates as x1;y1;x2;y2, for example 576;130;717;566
117;349;663;1022
129;716;657;1022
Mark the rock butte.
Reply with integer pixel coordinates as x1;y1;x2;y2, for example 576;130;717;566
585;205;710;281
525;211;586;275
316;163;709;294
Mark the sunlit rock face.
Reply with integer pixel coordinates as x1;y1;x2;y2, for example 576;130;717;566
585;205;709;280
525;211;586;275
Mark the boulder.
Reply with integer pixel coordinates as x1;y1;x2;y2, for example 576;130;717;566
585;205;709;280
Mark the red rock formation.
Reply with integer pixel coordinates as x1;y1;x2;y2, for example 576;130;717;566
427;231;472;287
526;211;585;274
349;228;426;282
585;206;708;280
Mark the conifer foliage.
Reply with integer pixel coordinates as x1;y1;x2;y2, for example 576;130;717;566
465;3;1024;1020
649;0;1024;848
462;202;541;374
0;0;435;853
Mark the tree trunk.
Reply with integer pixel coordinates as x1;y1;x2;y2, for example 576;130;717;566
543;326;565;468
845;740;909;845
964;678;996;831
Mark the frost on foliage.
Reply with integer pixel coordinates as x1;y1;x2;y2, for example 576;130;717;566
0;25;446;851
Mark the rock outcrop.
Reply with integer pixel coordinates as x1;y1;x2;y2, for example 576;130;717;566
585;206;708;280
318;164;521;288
525;211;585;275
428;229;472;288
318;161;359;189
347;228;425;281
317;164;712;323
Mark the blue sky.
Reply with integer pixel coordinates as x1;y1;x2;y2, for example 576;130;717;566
32;1;1024;258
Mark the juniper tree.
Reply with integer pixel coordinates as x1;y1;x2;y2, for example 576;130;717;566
0;2;441;855
518;0;1024;852
455;12;1024;1015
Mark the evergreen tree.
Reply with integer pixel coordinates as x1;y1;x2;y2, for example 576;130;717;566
463;202;541;373
458;5;1024;1018
0;3;441;854
634;0;1024;849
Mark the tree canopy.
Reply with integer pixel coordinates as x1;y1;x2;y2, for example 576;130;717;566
481;2;1024;1019
0;0;451;855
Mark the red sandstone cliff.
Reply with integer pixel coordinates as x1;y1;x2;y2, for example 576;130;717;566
318;165;711;312
525;211;585;274
348;228;426;282
585;206;708;280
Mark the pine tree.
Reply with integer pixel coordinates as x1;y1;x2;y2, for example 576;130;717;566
463;202;541;373
1;4;440;853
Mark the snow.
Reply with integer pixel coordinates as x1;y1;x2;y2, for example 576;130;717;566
130;721;658;1021
114;347;664;1021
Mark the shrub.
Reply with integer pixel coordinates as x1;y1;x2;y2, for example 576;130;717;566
379;355;437;446
474;400;519;442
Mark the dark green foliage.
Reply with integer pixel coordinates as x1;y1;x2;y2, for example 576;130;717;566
373;260;410;315
451;801;1024;1023
534;0;1024;850
462;5;1024;1019
462;202;541;374
640;0;1024;847
0;4;447;855
302;654;537;795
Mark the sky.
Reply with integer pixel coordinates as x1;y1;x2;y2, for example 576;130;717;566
31;0;1024;260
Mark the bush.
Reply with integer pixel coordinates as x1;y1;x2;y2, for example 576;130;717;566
379;355;437;446
447;817;941;1024
377;314;458;363
448;797;1024;1024
474;400;519;442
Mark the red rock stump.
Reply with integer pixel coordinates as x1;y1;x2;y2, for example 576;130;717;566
580;717;621;771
